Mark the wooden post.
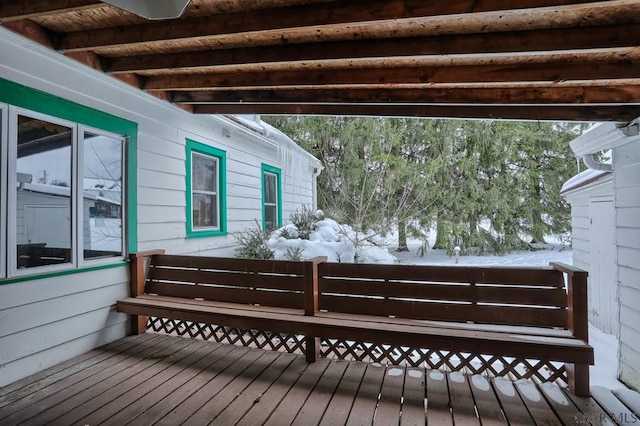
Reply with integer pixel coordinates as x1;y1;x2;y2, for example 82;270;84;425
304;256;327;362
551;262;590;396
128;249;165;335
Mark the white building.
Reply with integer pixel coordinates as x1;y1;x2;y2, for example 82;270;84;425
564;121;640;391
0;27;321;386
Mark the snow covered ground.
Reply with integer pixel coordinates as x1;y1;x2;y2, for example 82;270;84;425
265;215;626;390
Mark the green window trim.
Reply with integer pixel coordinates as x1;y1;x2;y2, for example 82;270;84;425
261;163;283;230
0;77;138;253
185;139;227;238
0;261;127;286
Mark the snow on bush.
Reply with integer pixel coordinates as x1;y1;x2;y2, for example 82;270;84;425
268;212;397;264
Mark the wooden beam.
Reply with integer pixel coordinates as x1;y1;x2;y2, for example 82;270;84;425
191;103;640;122
143;49;640;90
57;0;624;51
106;23;640;74
0;0;101;22
2;20;56;48
171;84;640;105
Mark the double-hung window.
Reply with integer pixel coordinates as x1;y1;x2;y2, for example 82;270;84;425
1;106;126;277
186;139;226;238
261;164;282;230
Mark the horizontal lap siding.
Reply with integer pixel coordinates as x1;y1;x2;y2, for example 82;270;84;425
614;142;640;390
565;178;614;335
0;266;129;387
569;199;590;268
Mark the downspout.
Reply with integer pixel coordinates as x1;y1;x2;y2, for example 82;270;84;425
312;165;323;210
582;154;612;172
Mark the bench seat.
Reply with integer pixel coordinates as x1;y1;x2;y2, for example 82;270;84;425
117;294;593;366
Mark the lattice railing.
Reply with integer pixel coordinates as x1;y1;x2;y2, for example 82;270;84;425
319;338;567;385
147;317;566;385
147;317;306;355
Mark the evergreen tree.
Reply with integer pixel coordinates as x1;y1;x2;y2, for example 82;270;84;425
263;116;583;255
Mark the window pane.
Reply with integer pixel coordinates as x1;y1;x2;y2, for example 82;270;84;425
264;173;277;204
192;193;217;228
16;115;72;268
83;132;123;259
265;205;277;230
193;153;216;192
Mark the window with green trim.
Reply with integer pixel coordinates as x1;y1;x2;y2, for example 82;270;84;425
0;77;137;280
186;139;226;238
261;164;282;230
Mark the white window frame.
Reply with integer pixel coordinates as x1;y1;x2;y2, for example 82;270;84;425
4;107;126;278
78;125;127;265
191;151;220;231
263;171;279;227
0;105;6;279
8;107;78;277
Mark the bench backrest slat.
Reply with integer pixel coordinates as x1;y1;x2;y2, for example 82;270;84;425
320;279;567;308
318;262;568;328
147;281;304;309
144;255;307;309
319;263;564;287
152;254;306;275
148;265;305;291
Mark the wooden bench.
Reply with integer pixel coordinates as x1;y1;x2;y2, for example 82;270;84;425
116;250;594;396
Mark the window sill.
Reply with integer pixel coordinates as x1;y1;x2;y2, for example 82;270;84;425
0;260;127;285
186;229;228;239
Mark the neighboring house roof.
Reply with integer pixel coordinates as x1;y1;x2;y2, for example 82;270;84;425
560;169;612;195
20;182;100;201
570;121;640;157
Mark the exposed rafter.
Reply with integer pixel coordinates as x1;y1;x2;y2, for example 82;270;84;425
191;104;640;122
1;0;639;121
107;23;640;74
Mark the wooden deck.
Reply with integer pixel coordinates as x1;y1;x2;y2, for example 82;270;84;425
0;334;614;425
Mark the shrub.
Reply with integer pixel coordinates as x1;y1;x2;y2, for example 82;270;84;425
234;221;274;259
283;246;304;261
289;206;319;240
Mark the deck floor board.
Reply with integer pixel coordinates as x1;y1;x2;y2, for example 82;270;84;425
0;333;612;425
400;367;426;426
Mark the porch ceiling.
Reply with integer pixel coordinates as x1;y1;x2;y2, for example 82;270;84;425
2;0;640;121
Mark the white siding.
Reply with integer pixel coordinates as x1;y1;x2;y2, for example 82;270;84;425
564;177;616;333
0;28;319;385
614;141;640;391
0;266;129;386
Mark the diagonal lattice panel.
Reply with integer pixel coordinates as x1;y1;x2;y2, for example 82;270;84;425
147;317;567;385
147;317;306;355
319;338;568;385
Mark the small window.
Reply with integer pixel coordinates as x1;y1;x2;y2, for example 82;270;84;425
261;164;282;230
186;139;226;238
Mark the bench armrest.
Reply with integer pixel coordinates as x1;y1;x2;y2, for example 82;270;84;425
304;256;327;316
550;262;589;342
130;250;166;297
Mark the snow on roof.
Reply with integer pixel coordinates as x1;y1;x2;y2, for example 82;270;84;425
560;169;612;194
221;114;322;167
21;182;100;201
